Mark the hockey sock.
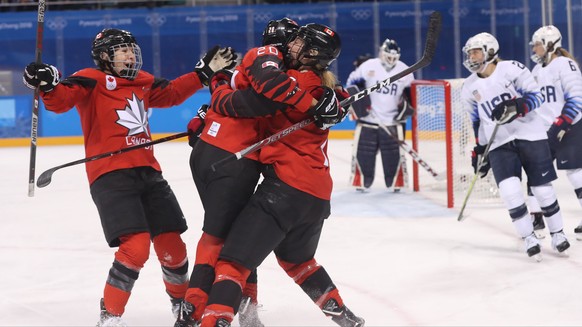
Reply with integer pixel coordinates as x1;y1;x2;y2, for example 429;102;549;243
201;260;251;326
153;232;189;299
566;169;582;208
104;232;150;315
185;232;225;320
531;184;563;233
242;269;258;304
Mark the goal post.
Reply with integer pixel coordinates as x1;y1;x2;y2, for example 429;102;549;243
410;79;499;208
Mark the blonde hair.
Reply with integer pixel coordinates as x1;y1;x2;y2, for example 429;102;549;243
556;48;579;64
320;70;338;88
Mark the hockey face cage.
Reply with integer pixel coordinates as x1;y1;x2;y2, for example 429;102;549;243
462;32;499;73
380;39;401;69
106;43;143;80
530;25;562;65
91;29;143;80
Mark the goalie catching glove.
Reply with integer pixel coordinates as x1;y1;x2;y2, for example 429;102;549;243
187;104;209;147
195;46;237;86
23;62;60;93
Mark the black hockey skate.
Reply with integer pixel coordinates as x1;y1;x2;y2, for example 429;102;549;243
531;212;546;239
322;298;365;327
550;230;570;253
97;298;127;327
238;296;264;327
174;301;198;327
574;224;582;240
170;296;183;319
215;318;231;327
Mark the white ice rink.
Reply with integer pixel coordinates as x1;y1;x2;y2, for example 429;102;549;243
1;139;582;326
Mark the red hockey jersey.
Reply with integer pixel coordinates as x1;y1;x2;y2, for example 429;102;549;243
201;45;315;158
41;68;203;184
259;70;333;200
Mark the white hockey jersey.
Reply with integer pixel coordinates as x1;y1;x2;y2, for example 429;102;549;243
461;60;545;151
532;56;582;127
346;58;415;126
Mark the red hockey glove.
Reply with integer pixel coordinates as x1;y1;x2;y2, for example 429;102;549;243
187;104;209;147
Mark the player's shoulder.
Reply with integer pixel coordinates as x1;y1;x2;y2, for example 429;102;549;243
552;56;580;70
288;69;321;86
71;67;102;78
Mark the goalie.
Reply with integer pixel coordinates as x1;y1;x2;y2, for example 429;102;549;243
346;38;415;192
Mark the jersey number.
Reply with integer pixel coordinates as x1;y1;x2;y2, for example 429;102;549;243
257;46;279;56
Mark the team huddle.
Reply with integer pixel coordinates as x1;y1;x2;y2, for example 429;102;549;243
20;11;582;327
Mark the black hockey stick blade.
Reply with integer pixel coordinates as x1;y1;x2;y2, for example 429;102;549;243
36;132;189;188
340;11;441;108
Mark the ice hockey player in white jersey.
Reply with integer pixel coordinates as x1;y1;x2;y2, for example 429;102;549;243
530;25;582;239
346;38;414;192
460;32;570;261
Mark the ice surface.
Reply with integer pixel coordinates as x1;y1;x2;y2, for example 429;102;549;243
1;139;581;326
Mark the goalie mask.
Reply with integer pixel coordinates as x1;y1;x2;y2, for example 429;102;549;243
285;23;341;70
91;28;143;80
380;39;401;69
262;17;299;51
462;32;499;73
530;25;562;65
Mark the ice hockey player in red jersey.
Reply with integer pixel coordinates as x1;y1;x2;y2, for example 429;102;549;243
198;23;365;327
176;18;323;327
22;28;236;326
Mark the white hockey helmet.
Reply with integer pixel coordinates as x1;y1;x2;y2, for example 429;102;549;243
462;32;499;73
530;25;562;64
379;38;401;69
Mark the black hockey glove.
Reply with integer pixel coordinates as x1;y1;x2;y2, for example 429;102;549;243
471;144;490;178
195;46;237;86
187;104;209;147
23;62;60;93
546;114;572;158
491;97;529;124
395;87;415;123
209;69;233;94
312;86;343;130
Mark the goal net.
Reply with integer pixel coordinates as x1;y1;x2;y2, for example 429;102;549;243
410;79;500;208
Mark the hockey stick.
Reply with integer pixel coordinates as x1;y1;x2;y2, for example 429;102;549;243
368;111;445;181
457;122;502;221
27;0;47;197
36;132;189;188
210;11;442;172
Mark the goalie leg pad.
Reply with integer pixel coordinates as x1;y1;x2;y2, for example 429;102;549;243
378;125;401;188
352;123;379;188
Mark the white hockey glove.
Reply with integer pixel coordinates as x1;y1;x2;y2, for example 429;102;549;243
195;46;237;86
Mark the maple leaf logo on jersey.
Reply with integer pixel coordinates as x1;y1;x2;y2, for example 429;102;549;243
115;93;150;137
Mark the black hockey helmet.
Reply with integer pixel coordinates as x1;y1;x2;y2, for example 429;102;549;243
286;23;341;70
262;17;299;50
91;28;143;80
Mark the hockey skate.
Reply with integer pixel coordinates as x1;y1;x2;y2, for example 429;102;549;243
574;223;582;240
523;233;542;262
550;230;570;255
97;298;127;327
322;298;365;327
170;296;184;319
174;301;198;327
531;212;546;239
238;296;264;327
